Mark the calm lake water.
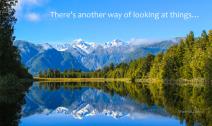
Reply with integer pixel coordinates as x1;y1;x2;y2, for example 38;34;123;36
1;81;212;126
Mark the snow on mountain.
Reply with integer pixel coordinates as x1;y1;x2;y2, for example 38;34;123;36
104;39;128;48
72;39;97;54
53;107;69;114
53;39;127;53
53;39;97;54
55;104;126;120
53;43;71;52
102;109;125;119
15;38;177;74
72;104;97;119
39;104;126;120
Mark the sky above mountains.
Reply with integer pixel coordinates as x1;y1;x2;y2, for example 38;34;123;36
15;0;212;44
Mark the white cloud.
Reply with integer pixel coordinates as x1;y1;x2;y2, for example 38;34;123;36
15;0;42;11
128;38;162;46
25;0;41;5
26;13;40;22
15;0;46;21
129;112;165;120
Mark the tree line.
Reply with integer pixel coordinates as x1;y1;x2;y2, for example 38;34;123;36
38;69;104;78
38;81;212;126
39;30;212;81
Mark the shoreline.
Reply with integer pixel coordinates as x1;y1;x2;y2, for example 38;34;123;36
33;77;211;84
33;77;131;82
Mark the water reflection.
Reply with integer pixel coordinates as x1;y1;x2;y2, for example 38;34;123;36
20;82;212;126
0;75;32;126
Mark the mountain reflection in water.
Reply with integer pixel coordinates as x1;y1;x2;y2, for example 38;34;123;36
0;80;212;126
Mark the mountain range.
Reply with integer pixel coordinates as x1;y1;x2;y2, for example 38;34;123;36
14;38;179;75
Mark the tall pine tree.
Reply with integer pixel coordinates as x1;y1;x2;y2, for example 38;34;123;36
0;0;31;78
208;30;212;44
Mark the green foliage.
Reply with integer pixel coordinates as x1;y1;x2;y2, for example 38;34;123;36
0;0;32;78
149;53;164;79
40;30;212;81
209;30;212;43
102;30;212;81
0;73;32;126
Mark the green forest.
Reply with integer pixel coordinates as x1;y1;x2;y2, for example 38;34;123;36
39;30;212;82
0;0;32;79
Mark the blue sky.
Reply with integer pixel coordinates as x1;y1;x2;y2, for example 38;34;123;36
15;0;212;44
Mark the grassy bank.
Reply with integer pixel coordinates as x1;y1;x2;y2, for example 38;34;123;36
34;77;131;83
34;77;211;84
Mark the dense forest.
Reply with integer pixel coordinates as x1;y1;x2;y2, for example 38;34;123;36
0;0;32;79
39;30;212;81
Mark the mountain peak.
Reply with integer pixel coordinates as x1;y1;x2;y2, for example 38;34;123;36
72;39;97;54
51;104;125;120
72;38;85;44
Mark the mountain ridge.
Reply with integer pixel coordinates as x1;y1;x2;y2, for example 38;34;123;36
14;38;180;74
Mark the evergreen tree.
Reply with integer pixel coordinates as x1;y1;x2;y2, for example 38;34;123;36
208;30;212;44
205;48;212;80
201;30;209;42
200;30;209;49
161;46;181;79
190;48;206;78
136;54;154;78
0;0;31;78
149;53;163;79
186;31;195;47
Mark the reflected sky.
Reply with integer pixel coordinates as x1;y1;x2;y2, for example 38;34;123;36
20;113;185;126
19;82;186;126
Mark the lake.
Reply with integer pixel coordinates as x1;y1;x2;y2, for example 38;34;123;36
1;81;211;126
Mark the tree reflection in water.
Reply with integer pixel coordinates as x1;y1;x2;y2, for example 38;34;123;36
0;75;32;126
0;77;211;126
39;81;212;126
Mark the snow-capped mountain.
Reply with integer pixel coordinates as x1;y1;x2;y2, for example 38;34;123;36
53;43;71;52
22;84;168;119
54;39;128;53
72;104;98;119
15;38;178;74
72;39;97;54
51;105;125;120
53;39;97;54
